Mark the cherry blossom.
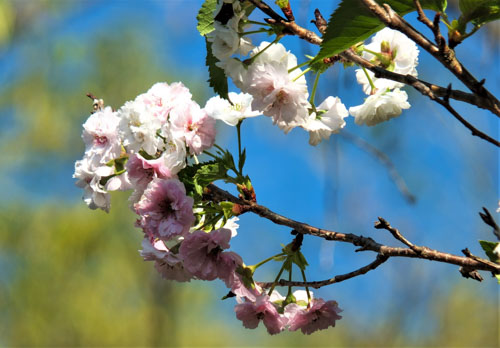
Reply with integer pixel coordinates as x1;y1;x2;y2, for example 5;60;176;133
235;294;288;335
139;237;193;282
285;298;342;335
134;178;195;240
169;100;216;155
302;96;348;145
356;28;419;94
349;88;410;126
205;92;260;126
179;228;240;281
82;106;122;164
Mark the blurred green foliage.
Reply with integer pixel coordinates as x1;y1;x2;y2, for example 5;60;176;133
1;196;498;346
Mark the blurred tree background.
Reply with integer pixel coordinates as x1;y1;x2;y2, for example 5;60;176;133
0;0;498;346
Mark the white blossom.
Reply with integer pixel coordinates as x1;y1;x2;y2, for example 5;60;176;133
216;58;248;89
208;21;241;61
302;96;348;146
250;41;300;76
117;99;162;156
356;28;419;94
205;92;260;126
349;88;410;126
73;157;114;212
82;106;122;164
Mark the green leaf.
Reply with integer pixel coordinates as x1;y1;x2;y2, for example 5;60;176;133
315;0;446;62
291;251;309;270
459;0;500;27
197;0;217;36
479;240;499;262
496;274;500;284
194;162;229;196
205;38;229;100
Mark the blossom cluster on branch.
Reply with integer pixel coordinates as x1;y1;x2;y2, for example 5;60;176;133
73;0;500;336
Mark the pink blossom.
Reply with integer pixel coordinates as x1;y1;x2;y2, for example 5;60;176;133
135;178;195;241
169;100;216;154
139;237;193;282
226;270;261;302
246;62;309;132
285;298;342;335
179;228;241;281
138;82;193;123
235;294;287;335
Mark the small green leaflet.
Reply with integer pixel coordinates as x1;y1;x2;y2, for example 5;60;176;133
197;0;217;36
315;0;447;62
205;38;229;100
459;0;500;27
178;160;229;197
478;240;499;263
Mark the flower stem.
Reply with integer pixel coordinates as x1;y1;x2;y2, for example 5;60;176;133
193;154;199;165
292;67;311;82
248;252;286;273
247;35;282;64
268;261;287;296
288;59;311;74
236;120;243;174
240;29;271;36
300;268;311;308
361;66;376;93
309;71;321;110
363;48;385;60
286;266;293;297
244;19;270;27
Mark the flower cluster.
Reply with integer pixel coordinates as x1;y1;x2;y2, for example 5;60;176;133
235;289;342;335
74;78;342;335
74;2;422;337
74;81;216;212
349;28;418;125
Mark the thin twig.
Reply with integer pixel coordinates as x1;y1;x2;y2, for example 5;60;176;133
413;0;434;30
258;254;390;289
374;217;422;253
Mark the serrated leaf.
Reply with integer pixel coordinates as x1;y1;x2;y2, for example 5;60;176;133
197;0;217;36
459;0;500;27
315;0;447;62
479;240;499;262
205;38;229;100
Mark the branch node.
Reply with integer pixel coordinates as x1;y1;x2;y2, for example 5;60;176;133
311;8;327;35
459;266;484;282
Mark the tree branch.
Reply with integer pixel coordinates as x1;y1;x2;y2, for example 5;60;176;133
360;0;500;116
205;184;500;276
258;254;390;289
